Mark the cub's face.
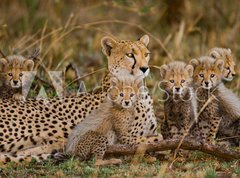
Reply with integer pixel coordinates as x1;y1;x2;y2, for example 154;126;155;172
210;48;236;81
222;59;236;81
108;77;142;108
190;58;224;89
159;62;193;95
101;35;150;79
0;57;34;88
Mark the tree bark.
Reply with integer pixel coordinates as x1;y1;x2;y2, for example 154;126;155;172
106;138;240;161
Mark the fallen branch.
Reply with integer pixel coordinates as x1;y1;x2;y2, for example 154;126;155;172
106;138;240;161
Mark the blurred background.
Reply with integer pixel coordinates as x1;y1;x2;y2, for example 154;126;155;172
0;0;239;105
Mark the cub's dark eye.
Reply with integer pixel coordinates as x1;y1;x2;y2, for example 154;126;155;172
145;53;150;57
8;73;12;76
226;67;230;70
120;93;124;97
126;53;134;58
130;93;134;97
19;73;23;77
181;79;185;83
199;74;204;78
210;74;215;78
170;80;174;83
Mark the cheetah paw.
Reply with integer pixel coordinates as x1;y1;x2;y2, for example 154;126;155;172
13;93;26;102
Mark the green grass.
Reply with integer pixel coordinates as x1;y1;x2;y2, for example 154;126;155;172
0;154;239;177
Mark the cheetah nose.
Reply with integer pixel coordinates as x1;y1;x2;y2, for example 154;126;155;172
13;80;18;85
232;73;236;77
139;67;149;73
125;101;130;105
175;87;180;92
205;81;209;86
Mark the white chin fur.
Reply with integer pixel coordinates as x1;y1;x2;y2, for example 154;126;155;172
122;104;132;109
223;77;233;82
11;84;21;88
202;85;212;90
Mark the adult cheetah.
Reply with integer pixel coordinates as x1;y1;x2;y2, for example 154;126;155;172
0;35;159;163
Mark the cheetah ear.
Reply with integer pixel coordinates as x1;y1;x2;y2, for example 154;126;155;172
0;58;9;66
23;59;34;71
0;58;9;71
215;59;224;71
110;77;118;87
159;64;168;78
227;48;231;53
189;59;199;69
101;36;117;56
210;50;220;59
185;65;194;77
139;35;149;47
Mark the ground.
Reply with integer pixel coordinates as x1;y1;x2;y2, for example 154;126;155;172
0;152;239;177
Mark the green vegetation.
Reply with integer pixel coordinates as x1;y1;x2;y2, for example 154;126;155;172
0;0;239;177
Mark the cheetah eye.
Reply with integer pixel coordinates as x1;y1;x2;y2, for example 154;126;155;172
8;73;13;77
210;74;215;78
126;53;134;58
19;73;23;77
145;53;150;57
120;93;124;97
169;80;174;83
130;93;134;97
181;79;185;83
199;74;204;78
226;67;230;70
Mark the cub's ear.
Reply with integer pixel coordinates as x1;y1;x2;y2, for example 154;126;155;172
215;59;224;71
0;58;8;71
189;59;199;68
110;77;118;87
101;36;117;56
185;64;194;77
210;50;220;59
23;59;34;71
139;35;149;47
159;64;168;78
0;58;8;66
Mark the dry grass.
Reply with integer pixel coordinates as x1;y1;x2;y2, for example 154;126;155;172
0;0;240;177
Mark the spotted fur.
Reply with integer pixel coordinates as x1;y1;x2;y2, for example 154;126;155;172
0;55;35;101
0;35;158;163
159;61;197;139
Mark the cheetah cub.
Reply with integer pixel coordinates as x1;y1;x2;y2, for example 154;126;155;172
0;54;35;101
159;61;197;139
61;76;162;165
190;56;225;143
209;47;236;81
209;47;240;146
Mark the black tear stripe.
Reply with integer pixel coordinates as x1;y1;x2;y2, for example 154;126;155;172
227;69;231;78
131;48;136;70
210;78;214;84
201;78;204;86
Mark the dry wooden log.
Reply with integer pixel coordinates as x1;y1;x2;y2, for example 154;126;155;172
106;138;240;161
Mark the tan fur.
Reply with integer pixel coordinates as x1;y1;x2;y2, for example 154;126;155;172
65;77;162;162
209;47;236;81
190;56;224;143
0;35;158;163
101;35;150;78
0;55;34;100
208;48;239;145
160;61;197;139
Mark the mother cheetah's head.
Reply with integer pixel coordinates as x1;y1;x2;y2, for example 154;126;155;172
101;35;150;79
